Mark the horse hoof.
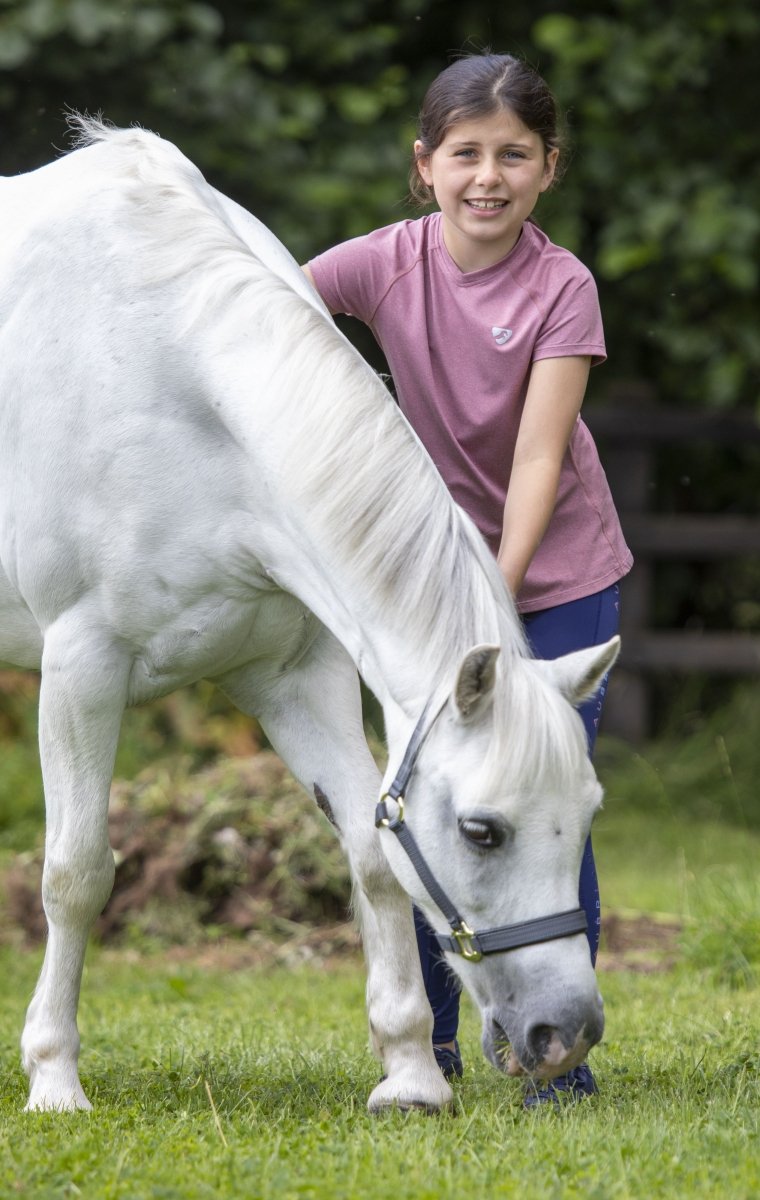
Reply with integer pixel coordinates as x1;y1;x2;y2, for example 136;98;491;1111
367;1075;453;1115
379;1099;449;1115
25;1077;93;1113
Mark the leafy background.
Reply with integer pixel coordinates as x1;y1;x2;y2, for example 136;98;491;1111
1;0;759;828
2;0;758;412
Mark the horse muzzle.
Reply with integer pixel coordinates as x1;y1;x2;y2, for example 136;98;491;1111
482;994;604;1080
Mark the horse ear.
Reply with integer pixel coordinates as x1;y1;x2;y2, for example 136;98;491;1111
454;644;500;719
537;636;621;707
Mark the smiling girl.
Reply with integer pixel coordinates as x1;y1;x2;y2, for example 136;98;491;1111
304;52;632;1107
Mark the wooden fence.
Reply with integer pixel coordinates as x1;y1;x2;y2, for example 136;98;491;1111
583;387;760;742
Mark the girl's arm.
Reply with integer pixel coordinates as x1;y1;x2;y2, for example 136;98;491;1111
301;264;340;315
497;355;591;597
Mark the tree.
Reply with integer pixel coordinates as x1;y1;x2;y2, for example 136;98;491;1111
2;0;757;412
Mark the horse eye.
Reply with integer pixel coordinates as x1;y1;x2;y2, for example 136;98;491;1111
458;818;503;849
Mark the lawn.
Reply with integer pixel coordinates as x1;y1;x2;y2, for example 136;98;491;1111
0;935;758;1199
1;713;759;1199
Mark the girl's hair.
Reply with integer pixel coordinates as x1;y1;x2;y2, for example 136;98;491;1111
409;53;564;206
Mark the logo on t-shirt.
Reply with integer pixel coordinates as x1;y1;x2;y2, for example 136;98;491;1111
491;327;513;345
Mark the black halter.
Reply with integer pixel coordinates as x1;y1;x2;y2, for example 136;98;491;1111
375;699;587;962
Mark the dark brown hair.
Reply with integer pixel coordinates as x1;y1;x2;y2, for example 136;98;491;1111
409;53;565;206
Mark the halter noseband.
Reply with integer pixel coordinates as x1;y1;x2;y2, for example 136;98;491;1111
375;699;587;963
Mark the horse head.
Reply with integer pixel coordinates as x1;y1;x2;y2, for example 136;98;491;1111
377;635;619;1081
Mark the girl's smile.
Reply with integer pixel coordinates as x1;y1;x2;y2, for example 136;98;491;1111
415;109;558;272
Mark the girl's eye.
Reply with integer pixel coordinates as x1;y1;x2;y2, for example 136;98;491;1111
458;818;505;850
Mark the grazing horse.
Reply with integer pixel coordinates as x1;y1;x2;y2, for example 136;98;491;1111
0;119;618;1114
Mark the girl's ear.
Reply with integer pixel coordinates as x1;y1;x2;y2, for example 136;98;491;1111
414;139;433;188
540;147;559;193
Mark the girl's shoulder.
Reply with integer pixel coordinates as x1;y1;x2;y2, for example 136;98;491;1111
518;221;597;288
353;212;438;267
308;215;439;323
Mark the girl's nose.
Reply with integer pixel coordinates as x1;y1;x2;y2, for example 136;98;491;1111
475;158;502;188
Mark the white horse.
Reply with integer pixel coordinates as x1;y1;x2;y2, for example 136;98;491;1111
0;119;618;1114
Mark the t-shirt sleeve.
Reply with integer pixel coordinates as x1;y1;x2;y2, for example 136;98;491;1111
532;268;607;366
308;231;393;325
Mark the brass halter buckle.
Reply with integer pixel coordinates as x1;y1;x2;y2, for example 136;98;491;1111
376;793;405;828
451;921;483;962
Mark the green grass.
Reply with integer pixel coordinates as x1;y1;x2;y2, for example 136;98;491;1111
1;685;759;1196
593;803;760;916
0;950;757;1199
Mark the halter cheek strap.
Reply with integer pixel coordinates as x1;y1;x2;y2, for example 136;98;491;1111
375;699;587;962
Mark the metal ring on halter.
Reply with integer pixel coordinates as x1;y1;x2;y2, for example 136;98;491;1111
375;793;404;828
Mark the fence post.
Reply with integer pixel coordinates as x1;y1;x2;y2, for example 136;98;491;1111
586;385;655;741
584;389;760;743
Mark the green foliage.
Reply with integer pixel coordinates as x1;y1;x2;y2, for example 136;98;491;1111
594;805;760;917
1;0;757;691
0;673;43;849
531;0;760;411
1;0;757;409
0;0;417;261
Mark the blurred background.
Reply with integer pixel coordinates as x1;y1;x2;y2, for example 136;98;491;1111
1;0;758;955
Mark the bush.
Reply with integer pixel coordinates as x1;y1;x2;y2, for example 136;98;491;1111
4;751;353;947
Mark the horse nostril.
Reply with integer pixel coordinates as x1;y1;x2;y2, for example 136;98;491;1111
526;1023;554;1062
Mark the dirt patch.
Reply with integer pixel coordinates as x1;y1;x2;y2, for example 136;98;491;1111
598;911;682;973
2;751;352;947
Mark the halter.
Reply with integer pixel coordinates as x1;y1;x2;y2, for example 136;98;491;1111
375;698;587;962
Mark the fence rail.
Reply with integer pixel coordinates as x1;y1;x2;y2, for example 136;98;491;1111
583;393;760;741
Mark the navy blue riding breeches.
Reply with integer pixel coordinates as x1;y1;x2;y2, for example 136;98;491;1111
414;581;621;1045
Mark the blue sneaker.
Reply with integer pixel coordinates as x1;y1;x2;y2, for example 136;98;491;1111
433;1040;463;1080
523;1062;597;1109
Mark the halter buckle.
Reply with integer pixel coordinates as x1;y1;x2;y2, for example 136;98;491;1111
451;921;483;962
375;793;405;828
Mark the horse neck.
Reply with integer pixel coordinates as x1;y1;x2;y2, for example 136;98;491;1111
241;318;521;715
270;515;515;719
195;260;523;713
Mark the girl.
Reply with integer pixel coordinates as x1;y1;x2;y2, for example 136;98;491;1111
303;52;632;1106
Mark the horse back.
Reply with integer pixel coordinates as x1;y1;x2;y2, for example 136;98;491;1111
0;134;302;673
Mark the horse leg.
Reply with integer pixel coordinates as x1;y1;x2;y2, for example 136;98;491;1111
21;622;127;1111
217;631;453;1113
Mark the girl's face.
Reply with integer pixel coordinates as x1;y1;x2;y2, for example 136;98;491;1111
415;107;558;273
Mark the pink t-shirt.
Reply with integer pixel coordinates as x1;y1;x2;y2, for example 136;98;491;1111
309;213;632;612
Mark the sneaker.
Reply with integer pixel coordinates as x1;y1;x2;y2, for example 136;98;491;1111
433;1040;463;1080
523;1062;597;1109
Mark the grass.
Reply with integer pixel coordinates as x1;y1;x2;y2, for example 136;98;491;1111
0;949;757;1199
593;803;760;916
1;684;759;1195
594;744;760;988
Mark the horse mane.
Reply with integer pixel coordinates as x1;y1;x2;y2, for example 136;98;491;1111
488;658;589;791
68;116;530;702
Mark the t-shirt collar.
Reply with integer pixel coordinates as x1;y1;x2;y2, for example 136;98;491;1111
432;212;534;285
